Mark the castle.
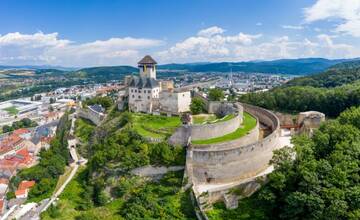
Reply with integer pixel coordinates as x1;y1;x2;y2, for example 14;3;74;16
126;55;191;115
118;55;324;217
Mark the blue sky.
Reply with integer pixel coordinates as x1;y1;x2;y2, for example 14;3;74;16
1;0;360;67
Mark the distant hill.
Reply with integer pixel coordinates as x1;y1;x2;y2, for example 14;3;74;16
2;58;360;80
0;65;76;71
328;59;360;70
158;58;348;75
68;66;138;82
285;60;360;88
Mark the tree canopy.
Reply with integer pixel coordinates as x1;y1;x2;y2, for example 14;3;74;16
190;97;207;114
258;106;360;219
209;88;225;101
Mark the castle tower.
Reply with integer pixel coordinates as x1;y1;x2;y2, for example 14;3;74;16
138;55;157;79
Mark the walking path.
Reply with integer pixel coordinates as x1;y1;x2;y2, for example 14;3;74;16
15;113;83;219
131;165;184;177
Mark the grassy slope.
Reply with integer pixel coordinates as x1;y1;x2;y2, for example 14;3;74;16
192;114;235;125
132;113;181;139
192;112;257;145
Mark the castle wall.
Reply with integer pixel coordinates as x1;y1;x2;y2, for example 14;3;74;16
189;103;280;184
168;125;191;146
191;120;259;151
191;113;241;141
168;102;244;145
77;108;104;126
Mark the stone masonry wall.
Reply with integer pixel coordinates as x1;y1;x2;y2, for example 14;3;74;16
168;102;244;146
189;103;280;184
191;113;241;141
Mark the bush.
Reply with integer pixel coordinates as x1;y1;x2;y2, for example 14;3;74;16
208;88;225;101
190;97;206;114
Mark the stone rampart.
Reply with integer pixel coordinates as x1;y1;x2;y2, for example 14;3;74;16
169;103;244;146
189;103;280;184
77;108;104;126
191;117;259;150
191;113;241;141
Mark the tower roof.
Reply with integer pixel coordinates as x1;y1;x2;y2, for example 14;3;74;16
138;55;157;65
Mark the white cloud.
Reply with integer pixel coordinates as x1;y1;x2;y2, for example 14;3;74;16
304;0;360;37
0;26;358;66
256;22;263;26
197;26;225;37
281;25;304;30
157;27;357;63
0;32;163;66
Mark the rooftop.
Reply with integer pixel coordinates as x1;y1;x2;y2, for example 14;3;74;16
138;55;157;65
129;76;159;89
18;180;35;191
89;104;105;113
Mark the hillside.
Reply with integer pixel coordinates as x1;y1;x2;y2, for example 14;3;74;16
158;58;347;75
68;66;137;82
41;111;195;219
239;62;360;117
285;61;360;88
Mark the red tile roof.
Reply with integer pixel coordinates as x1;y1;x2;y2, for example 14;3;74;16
18;180;35;190
0;199;4;213
12;128;30;136
0;178;9;185
15;189;26;197
2;147;33;165
0;134;23;153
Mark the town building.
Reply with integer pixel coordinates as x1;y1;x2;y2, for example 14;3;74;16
15;180;35;199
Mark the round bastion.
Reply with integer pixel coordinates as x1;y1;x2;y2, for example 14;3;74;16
169;101;281;186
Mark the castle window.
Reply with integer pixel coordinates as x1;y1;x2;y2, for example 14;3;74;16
148;96;150;99
138;96;141;99
132;95;134;98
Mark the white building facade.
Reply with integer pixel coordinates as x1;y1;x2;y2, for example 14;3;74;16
127;55;191;114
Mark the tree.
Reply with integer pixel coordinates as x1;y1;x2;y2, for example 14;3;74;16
208;88;224;101
253;106;360;219
190;97;206;114
49;97;56;104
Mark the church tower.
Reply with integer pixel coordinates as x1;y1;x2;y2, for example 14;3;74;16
138;55;157;79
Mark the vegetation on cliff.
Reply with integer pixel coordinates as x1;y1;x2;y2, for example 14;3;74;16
42;110;195;219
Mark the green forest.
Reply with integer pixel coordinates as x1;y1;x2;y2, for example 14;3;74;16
239;63;360;117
